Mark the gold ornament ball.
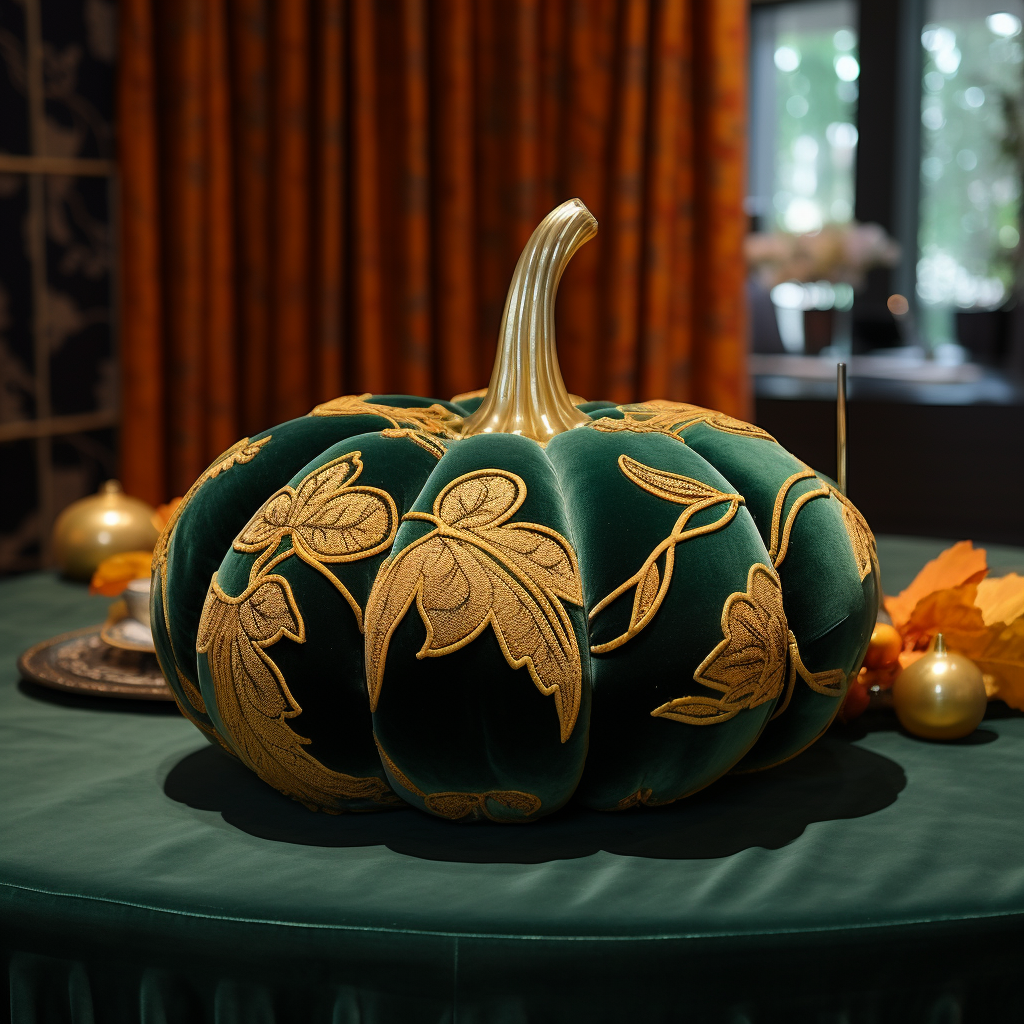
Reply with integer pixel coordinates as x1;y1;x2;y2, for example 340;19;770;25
52;481;160;582
892;635;987;740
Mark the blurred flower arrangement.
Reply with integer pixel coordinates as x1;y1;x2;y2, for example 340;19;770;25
840;541;1024;721
745;222;900;289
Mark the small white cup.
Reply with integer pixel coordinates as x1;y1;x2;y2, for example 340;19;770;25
124;577;152;628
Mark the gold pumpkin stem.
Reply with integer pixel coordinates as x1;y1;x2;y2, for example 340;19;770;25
461;199;597;442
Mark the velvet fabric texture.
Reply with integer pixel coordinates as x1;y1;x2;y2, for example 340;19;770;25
3;569;1024;1023
153;395;879;821
117;0;749;506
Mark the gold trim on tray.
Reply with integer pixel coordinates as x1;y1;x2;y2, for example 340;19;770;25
18;625;173;701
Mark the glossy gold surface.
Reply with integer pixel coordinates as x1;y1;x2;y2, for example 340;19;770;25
461;199;595;443
892;634;987;740
52;480;160;581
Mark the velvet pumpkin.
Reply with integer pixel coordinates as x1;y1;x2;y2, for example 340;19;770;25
151;201;879;822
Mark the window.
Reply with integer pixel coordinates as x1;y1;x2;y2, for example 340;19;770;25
749;1;860;235
917;1;1024;346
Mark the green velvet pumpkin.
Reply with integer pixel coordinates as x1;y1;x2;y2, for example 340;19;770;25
151;201;879;823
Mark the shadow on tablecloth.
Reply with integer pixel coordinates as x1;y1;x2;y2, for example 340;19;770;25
164;728;909;863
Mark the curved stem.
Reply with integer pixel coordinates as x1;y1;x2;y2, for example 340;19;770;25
461;199;597;442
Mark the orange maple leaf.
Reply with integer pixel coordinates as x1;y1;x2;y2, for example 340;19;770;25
884;540;988;630
975;573;1024;627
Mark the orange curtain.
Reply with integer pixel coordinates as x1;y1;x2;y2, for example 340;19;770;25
118;0;749;505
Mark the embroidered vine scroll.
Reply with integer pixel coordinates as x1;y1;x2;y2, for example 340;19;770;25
152;434;271;738
770;630;848;720
589;455;744;654
194;450;405;811
650;564;788;726
767;469;832;569
310;393;462;437
828;484;879;583
379;428;450;460
364;469;584;743
615;788;656;810
374;736;541;821
197;574;399;811
590;401;777;443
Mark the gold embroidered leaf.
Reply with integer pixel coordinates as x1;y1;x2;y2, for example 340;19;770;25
612;401;777;442
651;564;788;727
636;561;661;619
197;574;398;810
651;696;740;725
618;455;728;505
588;416;687;442
417;537;495;653
423;789;542;821
436;471;521;530
476;523;583;604
789;635;848;697
236;453;397;563
237;492;293;548
615;788;654;810
310;393;462;436
152;434;271;727
364;470;584;743
828;486;878;582
379;428;450;460
294;488;394;559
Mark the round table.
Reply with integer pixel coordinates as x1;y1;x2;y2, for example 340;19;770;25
3;537;1023;1023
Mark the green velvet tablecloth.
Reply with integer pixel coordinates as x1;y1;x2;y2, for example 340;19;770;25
2;537;1023;1024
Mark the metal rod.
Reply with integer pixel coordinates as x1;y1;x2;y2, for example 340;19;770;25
836;362;847;496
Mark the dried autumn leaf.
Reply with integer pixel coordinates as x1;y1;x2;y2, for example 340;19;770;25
975;573;1024;628
885;540;988;630
942;614;1024;712
90;550;154;596
901;582;988;652
364;470;583;743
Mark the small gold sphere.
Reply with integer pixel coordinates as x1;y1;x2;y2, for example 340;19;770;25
892;635;987;740
52;481;160;582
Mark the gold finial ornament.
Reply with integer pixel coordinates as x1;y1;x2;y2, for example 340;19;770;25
461;199;596;443
52;480;160;581
892;634;988;740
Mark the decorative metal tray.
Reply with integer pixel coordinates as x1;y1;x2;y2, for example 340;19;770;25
18;625;174;701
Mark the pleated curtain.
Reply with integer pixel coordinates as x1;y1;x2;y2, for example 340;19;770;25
118;0;749;505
